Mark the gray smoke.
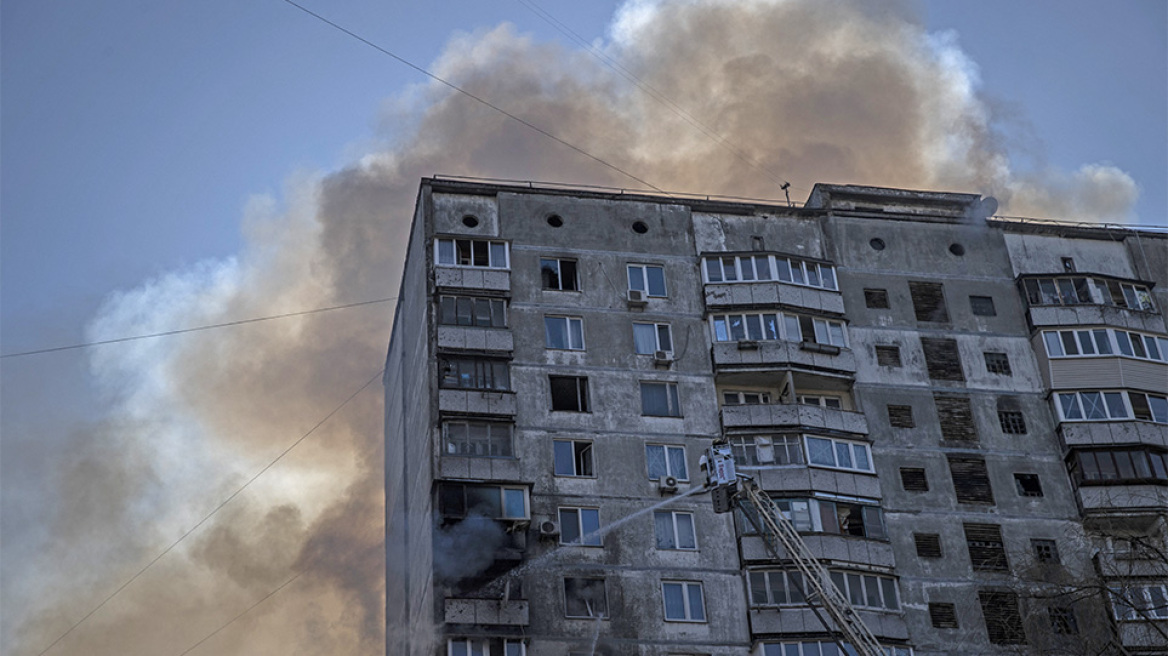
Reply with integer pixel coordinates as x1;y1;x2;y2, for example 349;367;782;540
3;1;1140;654
432;514;510;584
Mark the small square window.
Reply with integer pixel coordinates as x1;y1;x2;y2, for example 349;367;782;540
929;602;959;628
1050;606;1078;634
641;381;681;417
1015;474;1044;498
541;258;579;291
662;581;706;622
628;264;667;297
633;322;673;355
645;444;688;480
875;345;902;367
553;440;594;477
559;507;601;546
654;511;697;550
998;410;1027;434
888;404;915;428
984;352;1012;375
1032;539;1060;564
864;288;890;309
550;376;590;412
970;295;997;316
900;467;929;491
915;533;943;558
545;316;585;350
564;577;607;617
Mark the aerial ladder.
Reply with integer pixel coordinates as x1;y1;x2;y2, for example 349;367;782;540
702;443;886;656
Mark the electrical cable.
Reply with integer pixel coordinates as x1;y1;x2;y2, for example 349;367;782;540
1;297;396;359
35;367;385;656
279;0;672;198
175;571;304;656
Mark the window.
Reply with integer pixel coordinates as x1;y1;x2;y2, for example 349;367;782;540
1043;328;1168;363
921;337;964;381
641;381;681;417
864;288;890;309
1049;607;1078;635
1057;390;1168;424
553;440;594;477
747;569;806;606
540;258;579;291
909;281;949;322
549;376;589;412
970;295;997;316
447;639;526;656
443;421;514;458
1110;584;1168;620
662;581;705;621
645;444;688;480
627;264;667;297
761;643;912;656
1014;473;1043;497
768;497;886;539
888;405;915;428
435;238;508;268
1075;448;1168;483
633;322;673;355
949;456;995;504
978;590;1026;644
564;577;607;617
750;569;899;611
935;394;977;442
544;316;584;350
439;357;510;391
438;483;528;520
703;254;837;290
559;507;601;546
438;295;507;327
929;603;959;628
798;394;843;409
1024;275;1156;312
964;523;1008;571
997;406;1027;435
654;511;697;550
915;533;943;558
803;316;848;348
710;312;782;342
728;435;804;467
875;345;902;367
723;390;772;405
984;351;1012;375
805;436;873;473
1031;539;1060;564
900;468;929;492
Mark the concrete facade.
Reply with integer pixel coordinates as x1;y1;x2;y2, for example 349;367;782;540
386;178;1168;655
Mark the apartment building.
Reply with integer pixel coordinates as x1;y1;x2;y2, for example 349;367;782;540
384;177;1168;655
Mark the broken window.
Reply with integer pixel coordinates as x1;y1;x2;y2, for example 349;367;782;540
949;456;995;504
553;440;594;477
983;351;1012;375
915;533;943;558
435;238;509;268
978;589;1027;644
864;288;890;309
1014;473;1043;497
935;394;977;442
564;577;607;617
549;376;590;412
875;345;902;367
910;281;949;322
922;337;964;381
438;295;507;328
438;483;528;520
964;523;1009;571
929;602;959;628
997;397;1027;434
887;405;915;428
970;295;997;316
1031;539;1060;564
900;467;929;492
541;257;579;291
645;444;688;480
654;511;697;550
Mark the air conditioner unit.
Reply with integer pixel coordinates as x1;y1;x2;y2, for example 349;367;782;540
538;520;560;539
627;289;647;306
653;350;673;364
658;475;679;494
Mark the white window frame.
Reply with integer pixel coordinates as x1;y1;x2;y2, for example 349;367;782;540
434;238;509;269
627;263;667;297
1110;584;1168;620
442;421;514;458
544;315;585;350
710;312;785;342
804;435;874;473
640;381;681;417
553;439;594;477
654;510;698;550
558;507;602;546
633;322;674;355
762;643;912;656
500;486;529;520
645;444;688;481
1056;390;1168;424
661;580;706;622
1043;328;1168;363
798;394;843;409
447;640;527;656
812;317;848;347
722;390;773;405
702;254;838;290
728;435;805;467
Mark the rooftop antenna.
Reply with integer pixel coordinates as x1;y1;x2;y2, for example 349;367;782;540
781;182;792;207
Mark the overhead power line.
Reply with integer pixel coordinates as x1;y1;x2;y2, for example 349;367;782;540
1;297;397;359
176;571;304;656
36;367;385;656
278;0;672;197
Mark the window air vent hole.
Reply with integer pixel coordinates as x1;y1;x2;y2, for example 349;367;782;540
869;238;886;251
632;221;649;234
949;243;965;256
547;214;564;227
462;215;479;228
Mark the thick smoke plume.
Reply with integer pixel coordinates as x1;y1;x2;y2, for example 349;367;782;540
4;0;1140;654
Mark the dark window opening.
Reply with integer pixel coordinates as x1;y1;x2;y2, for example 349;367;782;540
900;467;929;492
564;577;607;618
1075;448;1168;484
978;590;1027;644
1050;607;1078;635
550;376;590;412
910;281;949;323
922;337;965;381
1015;473;1043;497
439;295;507;328
984;351;1012;375
970;295;996;316
950;456;995;505
964;523;1009;571
864;288;890;309
875;345;902;367
1032;539;1060;564
930;602;959;628
888;404;915;428
553;440;594;477
915;533;943;558
540;258;579;291
935;395;977;442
